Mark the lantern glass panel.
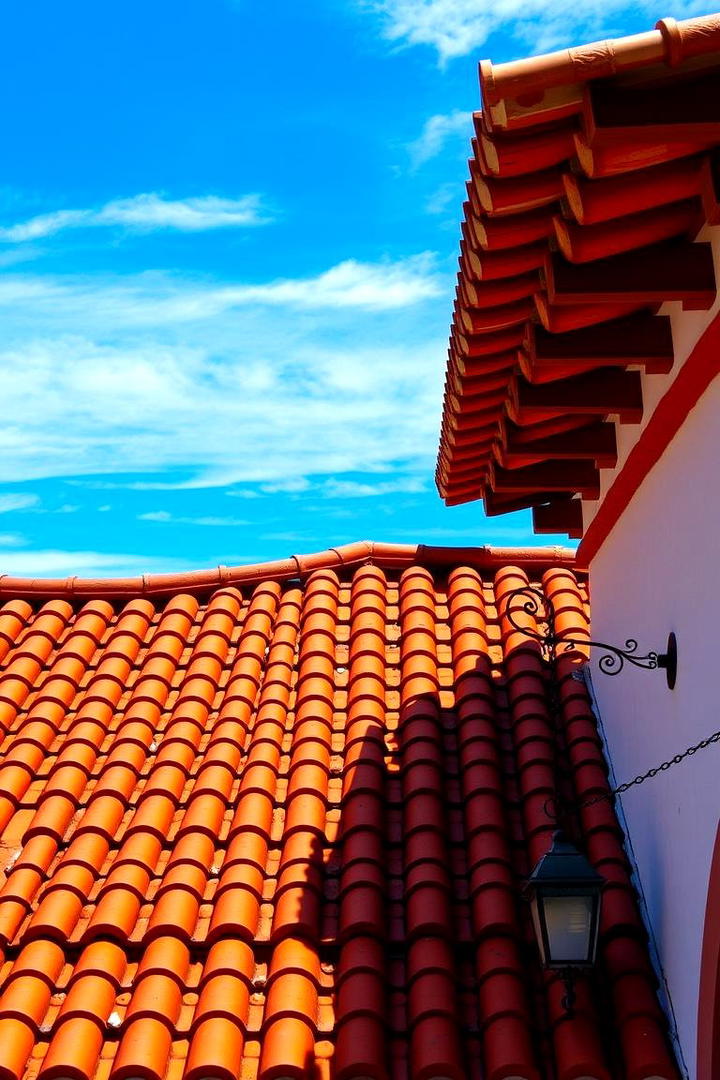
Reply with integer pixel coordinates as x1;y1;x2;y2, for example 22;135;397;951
543;893;595;965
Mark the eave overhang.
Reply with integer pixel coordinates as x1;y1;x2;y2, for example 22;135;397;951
437;13;720;539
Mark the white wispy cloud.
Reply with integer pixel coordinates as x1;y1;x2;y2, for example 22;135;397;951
0;246;447;491
0;254;442;322
408;111;472;168
321;477;426;498
0;548;192;578
0;334;444;488
139;511;250;526
260;531;323;544
218;256;442;310
364;0;707;63
232;476;427;501
425;183;461;217
0;193;270;242
225;489;262;500
0;493;39;513
260;478;312;494
0;228;449;509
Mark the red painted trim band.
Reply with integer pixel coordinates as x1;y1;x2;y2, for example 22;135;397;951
577;309;720;565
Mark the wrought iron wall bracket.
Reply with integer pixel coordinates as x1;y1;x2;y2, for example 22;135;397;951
504;586;677;690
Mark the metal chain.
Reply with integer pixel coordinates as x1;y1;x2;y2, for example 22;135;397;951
581;726;720;810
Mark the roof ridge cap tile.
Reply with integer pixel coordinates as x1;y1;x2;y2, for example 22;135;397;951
480;12;720;106
0;542;579;599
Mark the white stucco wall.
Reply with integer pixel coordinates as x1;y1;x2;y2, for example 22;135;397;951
589;374;720;1078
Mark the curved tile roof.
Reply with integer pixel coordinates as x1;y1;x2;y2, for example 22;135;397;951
437;12;720;537
0;545;678;1079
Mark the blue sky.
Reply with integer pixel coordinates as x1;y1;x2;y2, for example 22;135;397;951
0;0;703;576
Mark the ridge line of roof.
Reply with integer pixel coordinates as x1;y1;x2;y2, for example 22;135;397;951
0;541;579;600
480;13;720;106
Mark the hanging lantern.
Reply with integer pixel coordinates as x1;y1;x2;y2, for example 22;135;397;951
525;830;604;970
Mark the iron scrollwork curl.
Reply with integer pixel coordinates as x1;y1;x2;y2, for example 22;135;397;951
502;585;677;688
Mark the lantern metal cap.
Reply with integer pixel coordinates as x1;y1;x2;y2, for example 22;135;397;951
525;830;605;891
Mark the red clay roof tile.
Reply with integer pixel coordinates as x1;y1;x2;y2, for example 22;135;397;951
0;544;680;1079
437;14;720;536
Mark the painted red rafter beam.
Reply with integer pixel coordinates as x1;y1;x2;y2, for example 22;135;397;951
524;313;674;377
545;239;716;311
490;459;600;498
510;369;643;425
498;421;617;470
583;66;720;145
533;499;584;539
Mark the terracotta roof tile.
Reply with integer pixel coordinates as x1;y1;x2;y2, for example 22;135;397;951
437;12;720;535
0;544;679;1079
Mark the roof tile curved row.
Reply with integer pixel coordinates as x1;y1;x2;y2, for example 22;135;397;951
0;548;678;1079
